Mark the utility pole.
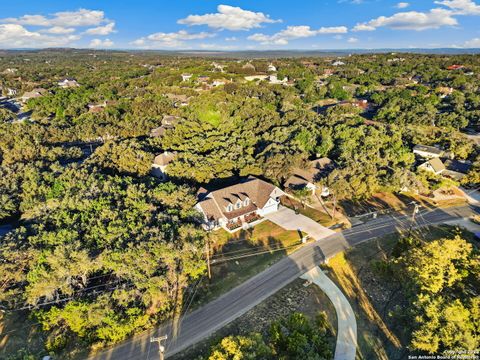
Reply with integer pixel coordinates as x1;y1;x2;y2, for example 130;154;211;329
331;192;337;220
205;235;212;281
150;335;168;360
408;202;420;237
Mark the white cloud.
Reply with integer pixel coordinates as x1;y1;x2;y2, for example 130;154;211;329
1;15;50;26
84;22;116;35
463;37;480;46
248;25;348;45
396;2;410;8
435;0;480;14
353;8;457;31
41;26;76;34
89;38;113;48
2;9;107;27
178;5;280;31
0;24;80;48
132;30;215;48
225;37;237;41
348;37;359;43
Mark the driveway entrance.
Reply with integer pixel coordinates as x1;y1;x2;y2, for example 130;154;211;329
265;206;335;240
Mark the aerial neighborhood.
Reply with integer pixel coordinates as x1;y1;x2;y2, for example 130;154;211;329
0;3;480;359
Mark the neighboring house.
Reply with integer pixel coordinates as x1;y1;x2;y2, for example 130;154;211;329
195;177;285;231
323;68;335;76
87;100;116;113
268;75;288;85
419;157;446;175
244;74;269;82
20;88;48;103
284;158;334;197
7;88;17;96
212;62;226;72
150;115;182;138
447;64;465;70
242;63;256;72
436;86;454;98
413;144;444;159
165;93;191;107
197;75;210;83
181;74;193;82
212;80;227;87
3;68;17;74
332;60;345;66
338;99;371;111
151;151;176;181
442;159;472;181
58;78;80;88
268;63;277;72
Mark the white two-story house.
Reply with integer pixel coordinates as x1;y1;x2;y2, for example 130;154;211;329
195;177;285;231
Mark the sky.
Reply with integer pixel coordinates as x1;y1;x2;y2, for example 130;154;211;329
1;0;480;50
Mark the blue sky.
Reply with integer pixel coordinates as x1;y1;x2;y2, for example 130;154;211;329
1;0;480;49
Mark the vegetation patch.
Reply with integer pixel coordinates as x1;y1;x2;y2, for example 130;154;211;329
324;225;479;359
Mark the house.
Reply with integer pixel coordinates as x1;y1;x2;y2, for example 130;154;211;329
332;60;345;66
197;75;210;83
284;158;334;197
212;80;227;87
244;74;269;82
323;69;335;76
436;86;454;98
181;74;193;82
165;93;191;107
442;159;472;181
150;115;182;138
151;151;176;181
447;65;465;70
20;88;48;103
6;88;17;96
338;99;371;111
212;62;226;72
58;78;80;88
268;63;277;72
195;177;285;231
413;144;443;159
242;63;256;72
268;75;288;85
419;158;446;175
87;100;116;113
2;68;17;74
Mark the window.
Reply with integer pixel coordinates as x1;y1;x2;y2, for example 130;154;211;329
244;198;250;206
235;201;241;209
227;204;233;212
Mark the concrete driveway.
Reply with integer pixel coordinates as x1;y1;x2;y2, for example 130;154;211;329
301;266;357;360
265;206;335;240
459;187;480;205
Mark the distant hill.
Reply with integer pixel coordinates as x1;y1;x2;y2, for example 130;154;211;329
2;47;480;59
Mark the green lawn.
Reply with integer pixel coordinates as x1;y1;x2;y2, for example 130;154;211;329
191;220;305;308
281;197;337;227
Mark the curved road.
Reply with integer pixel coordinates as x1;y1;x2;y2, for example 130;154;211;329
88;204;477;360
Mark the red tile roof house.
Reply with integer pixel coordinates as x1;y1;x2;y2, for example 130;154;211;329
195;177;285;232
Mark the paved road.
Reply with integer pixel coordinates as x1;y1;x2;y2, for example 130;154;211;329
301;267;357;360
265;206;335;239
88;204;478;360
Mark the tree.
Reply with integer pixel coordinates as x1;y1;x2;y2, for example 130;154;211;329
206;334;272;360
399;237;475;294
